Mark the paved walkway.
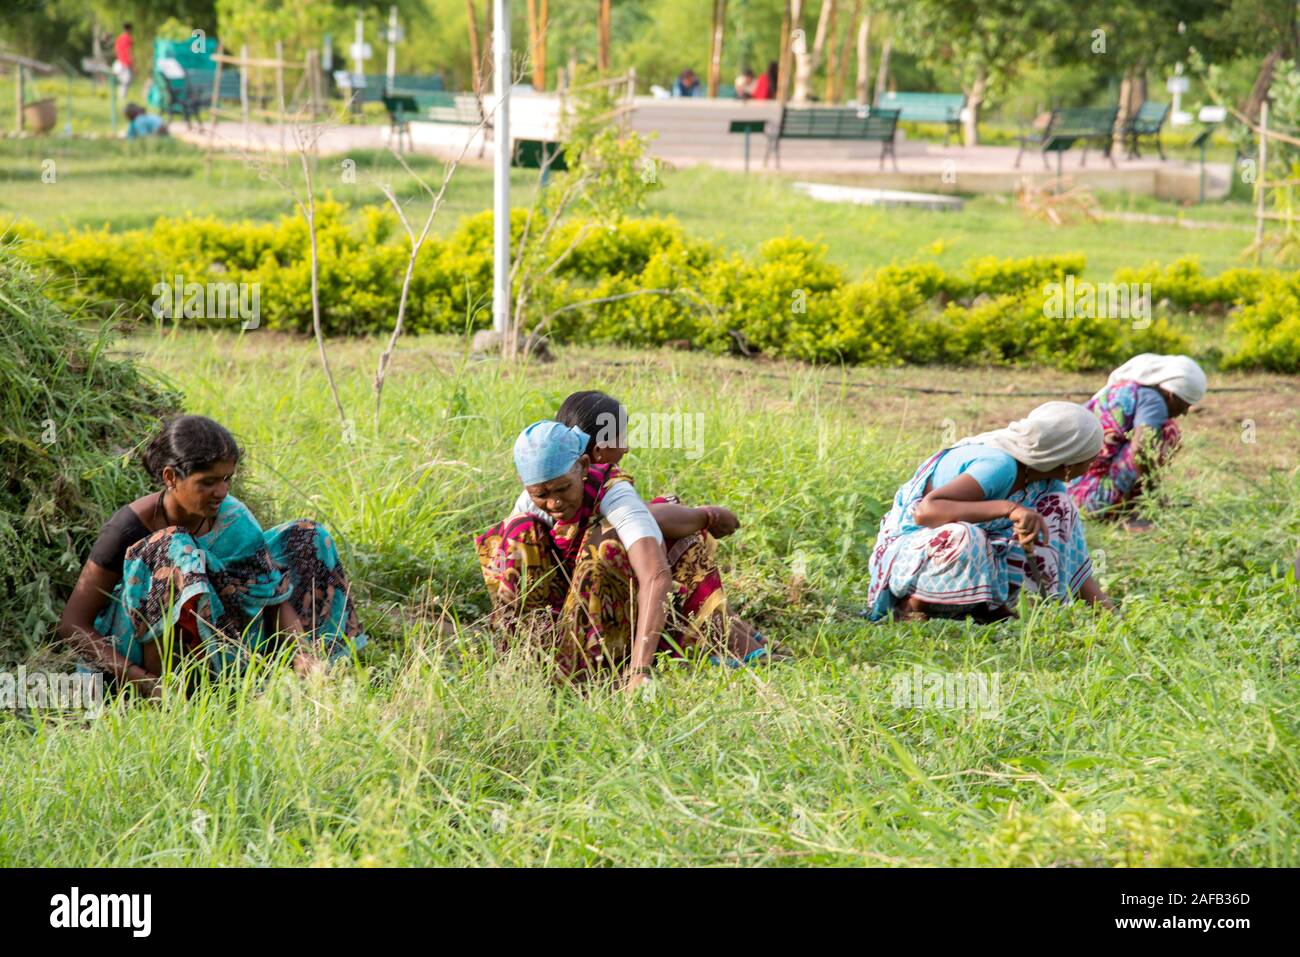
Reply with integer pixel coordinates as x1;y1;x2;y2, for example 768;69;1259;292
174;107;1230;203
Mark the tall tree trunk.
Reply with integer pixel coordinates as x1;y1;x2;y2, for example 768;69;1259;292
598;0;611;73
801;0;833;101
526;0;549;90
778;0;796;106
708;0;728;97
962;67;987;147
466;0;483;96
823;2;840;102
872;37;890;103
792;0;813;102
833;0;858;104
855;10;871;105
1243;47;1281;125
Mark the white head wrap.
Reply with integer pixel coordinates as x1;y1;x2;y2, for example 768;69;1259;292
954;401;1103;471
1107;353;1207;404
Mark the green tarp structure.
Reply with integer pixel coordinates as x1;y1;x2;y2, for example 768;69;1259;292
147;36;223;111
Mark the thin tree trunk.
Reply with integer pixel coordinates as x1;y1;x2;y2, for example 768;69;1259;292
855;10;871;105
708;0;727;97
778;1;794;107
598;0;611;72
466;0;482;96
823;2;840;102
873;36;890;103
962;67;987;147
792;0;812;102
833;0;856;104
538;0;548;90
1243;47;1280;125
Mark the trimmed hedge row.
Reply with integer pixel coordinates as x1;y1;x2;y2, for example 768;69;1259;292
8;205;1297;370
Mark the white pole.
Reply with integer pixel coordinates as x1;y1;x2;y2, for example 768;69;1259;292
386;5;398;93
493;0;511;338
353;11;364;75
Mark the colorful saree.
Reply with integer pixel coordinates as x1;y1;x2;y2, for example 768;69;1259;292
866;449;1094;621
92;496;365;677
1067;379;1181;516
473;464;728;679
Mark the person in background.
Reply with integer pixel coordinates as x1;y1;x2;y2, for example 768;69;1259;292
112;22;134;99
866;402;1114;622
734;68;756;100
124;103;168;139
751;61;779;100
1067;353;1207;531
673;68;701;97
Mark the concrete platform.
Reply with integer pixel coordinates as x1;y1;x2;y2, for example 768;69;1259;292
792;181;964;211
175;94;1231;203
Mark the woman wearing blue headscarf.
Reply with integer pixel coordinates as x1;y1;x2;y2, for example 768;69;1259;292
475;420;736;690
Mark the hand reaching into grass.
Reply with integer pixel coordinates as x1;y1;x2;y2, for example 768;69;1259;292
703;506;740;538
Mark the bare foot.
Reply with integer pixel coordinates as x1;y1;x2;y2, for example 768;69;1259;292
895;595;930;622
1122;517;1154;533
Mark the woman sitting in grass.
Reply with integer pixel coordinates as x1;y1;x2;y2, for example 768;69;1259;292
866;402;1114;622
59;415;366;697
1068;353;1207;530
475;417;765;692
555;390;778;666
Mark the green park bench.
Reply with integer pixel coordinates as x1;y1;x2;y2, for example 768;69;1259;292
162;68;242;126
1122;101;1170;159
383;90;487;153
764;106;901;170
1015;106;1118;169
874;91;965;145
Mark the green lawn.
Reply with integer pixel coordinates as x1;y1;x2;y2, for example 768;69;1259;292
1;135;1267;277
1;332;1296;866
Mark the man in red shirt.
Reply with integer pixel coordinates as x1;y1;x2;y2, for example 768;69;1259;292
113;23;134;97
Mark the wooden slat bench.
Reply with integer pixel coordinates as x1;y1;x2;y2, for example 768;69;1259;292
1015;106;1119;169
383;90;487;154
163;68;241;127
763;106;901;170
1123;101;1170;159
874;91;965;145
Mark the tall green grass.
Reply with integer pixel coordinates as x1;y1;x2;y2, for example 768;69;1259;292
1;331;1295;866
0;250;178;664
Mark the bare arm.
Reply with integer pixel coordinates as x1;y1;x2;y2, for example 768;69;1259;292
913;475;1048;551
58;560;160;697
647;503;741;538
624;537;673;690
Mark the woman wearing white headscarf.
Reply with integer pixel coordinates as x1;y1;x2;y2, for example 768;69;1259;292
1067;354;1206;526
866;402;1114;622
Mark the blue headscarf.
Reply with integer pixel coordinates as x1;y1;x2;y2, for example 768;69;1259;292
513;420;591;485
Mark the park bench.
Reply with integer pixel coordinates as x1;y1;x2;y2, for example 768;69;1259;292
1015;106;1118;169
874;91;965;145
160;67;242;127
383;90;487;153
336;72;444;105
763;106;901;170
1122;100;1170;159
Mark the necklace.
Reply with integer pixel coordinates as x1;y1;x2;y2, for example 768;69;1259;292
154;488;211;537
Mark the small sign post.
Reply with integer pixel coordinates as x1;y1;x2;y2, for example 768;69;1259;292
729;119;766;173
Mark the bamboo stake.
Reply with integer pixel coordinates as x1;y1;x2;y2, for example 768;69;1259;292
1255;100;1268;266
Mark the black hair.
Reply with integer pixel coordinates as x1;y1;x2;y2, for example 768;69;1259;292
124;22;133;30
124;103;144;120
556;390;625;454
140;415;241;483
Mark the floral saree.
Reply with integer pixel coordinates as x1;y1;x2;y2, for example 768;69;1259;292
1068;379;1181;516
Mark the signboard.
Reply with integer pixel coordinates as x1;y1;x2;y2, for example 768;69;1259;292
1166;76;1190;94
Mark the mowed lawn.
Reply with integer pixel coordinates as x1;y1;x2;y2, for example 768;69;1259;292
2;332;1296;866
0;136;1267;277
